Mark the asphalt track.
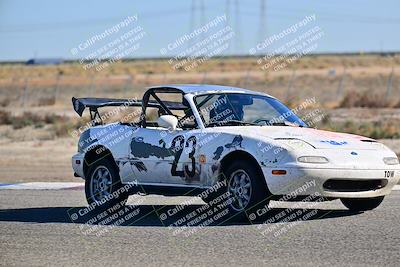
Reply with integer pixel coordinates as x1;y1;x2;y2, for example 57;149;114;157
0;187;399;266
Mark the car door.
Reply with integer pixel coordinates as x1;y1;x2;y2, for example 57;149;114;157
162;129;201;185
128;127;202;186
126;127;169;184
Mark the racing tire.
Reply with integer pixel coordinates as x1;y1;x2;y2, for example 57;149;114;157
202;160;271;222
85;158;129;209
340;196;384;211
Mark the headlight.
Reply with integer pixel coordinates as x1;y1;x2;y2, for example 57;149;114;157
298;156;329;164
383;157;399;165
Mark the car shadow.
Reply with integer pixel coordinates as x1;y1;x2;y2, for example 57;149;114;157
0;203;361;227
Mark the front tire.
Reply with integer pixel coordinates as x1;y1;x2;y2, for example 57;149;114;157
203;160;271;221
85;158;128;208
340;196;384;211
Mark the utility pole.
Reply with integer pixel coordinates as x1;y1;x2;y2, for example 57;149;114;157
336;66;347;100
385;66;394;103
21;78;29;108
286;69;296;102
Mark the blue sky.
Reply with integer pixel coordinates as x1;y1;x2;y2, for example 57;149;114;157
0;0;399;61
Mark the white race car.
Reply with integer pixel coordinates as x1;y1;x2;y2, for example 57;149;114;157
72;84;400;216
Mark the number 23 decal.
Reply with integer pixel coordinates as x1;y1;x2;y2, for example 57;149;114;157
170;135;197;178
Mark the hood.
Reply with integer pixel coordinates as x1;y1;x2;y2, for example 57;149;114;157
218;126;380;150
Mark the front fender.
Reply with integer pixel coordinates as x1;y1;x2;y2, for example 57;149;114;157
199;131;293;185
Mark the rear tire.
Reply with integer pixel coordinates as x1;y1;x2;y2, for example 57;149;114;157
85;158;128;208
340;196;384;211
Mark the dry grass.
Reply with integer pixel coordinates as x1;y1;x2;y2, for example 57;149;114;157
1;54;399;79
1;55;399;111
316;110;400;139
338;91;390;108
0;111;84;138
323;120;400;139
37;96;56;106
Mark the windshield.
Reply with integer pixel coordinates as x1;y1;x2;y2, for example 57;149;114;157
194;93;307;127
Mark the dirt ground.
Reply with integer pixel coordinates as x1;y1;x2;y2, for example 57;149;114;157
0;138;76;182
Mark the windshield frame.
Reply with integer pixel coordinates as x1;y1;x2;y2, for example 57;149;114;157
193;92;307;128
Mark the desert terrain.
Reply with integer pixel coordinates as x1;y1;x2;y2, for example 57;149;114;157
1;54;400;182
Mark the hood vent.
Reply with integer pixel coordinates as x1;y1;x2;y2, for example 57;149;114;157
360;139;377;143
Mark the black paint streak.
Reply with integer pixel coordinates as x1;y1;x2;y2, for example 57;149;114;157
79;130;98;152
130;137;174;159
213;146;224;160
181;163;201;182
131;160;148;172
116;160;132;172
211;164;219;173
224;135;243;149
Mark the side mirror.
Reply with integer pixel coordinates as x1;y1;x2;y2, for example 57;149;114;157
157;115;178;131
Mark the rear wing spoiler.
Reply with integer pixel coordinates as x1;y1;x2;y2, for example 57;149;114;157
72;97;188;117
72;97;142;117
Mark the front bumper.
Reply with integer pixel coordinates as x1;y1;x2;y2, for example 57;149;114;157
72;153;85;179
263;167;400;198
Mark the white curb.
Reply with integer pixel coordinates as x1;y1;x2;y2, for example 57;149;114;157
0;182;84;190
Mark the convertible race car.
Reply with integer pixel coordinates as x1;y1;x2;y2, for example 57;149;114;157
72;84;400;216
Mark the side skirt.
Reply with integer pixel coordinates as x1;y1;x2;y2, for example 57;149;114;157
127;183;211;197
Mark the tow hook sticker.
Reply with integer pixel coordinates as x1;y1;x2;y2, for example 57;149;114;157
384;171;394;178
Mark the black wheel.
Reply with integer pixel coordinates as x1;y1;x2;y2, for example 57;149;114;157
340;196;384;211
203;160;271;221
85;158;128;208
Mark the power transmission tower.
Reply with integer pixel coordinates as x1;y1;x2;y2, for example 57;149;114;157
225;0;233;55
258;0;267;46
200;0;206;27
234;0;242;55
188;0;206;51
188;0;197;51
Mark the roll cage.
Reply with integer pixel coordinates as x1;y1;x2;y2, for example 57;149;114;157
72;86;202;129
140;87;195;128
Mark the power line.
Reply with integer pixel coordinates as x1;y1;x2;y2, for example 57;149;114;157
0;7;203;33
2;3;400;35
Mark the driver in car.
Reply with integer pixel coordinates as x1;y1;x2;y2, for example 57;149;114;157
209;94;251;124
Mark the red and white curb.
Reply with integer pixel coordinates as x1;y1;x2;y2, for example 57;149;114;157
0;183;399;191
0;182;84;190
